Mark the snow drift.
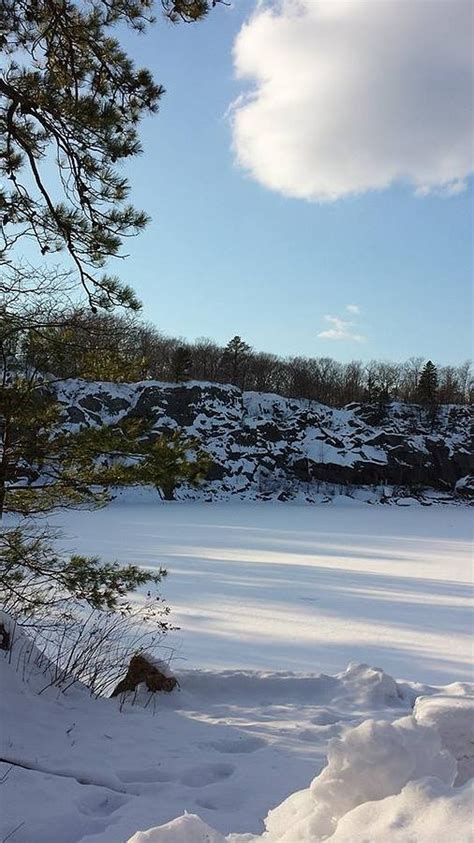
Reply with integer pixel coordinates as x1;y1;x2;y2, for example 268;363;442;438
1;613;473;843
126;695;474;843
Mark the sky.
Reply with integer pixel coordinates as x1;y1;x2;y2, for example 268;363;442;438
112;0;472;363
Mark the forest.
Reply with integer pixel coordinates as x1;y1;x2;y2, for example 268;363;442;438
10;307;473;406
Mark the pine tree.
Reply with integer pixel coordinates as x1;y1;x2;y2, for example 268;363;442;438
0;0;215;309
0;316;210;632
0;372;211;626
172;346;192;382
417;360;438;404
222;336;252;387
0;526;168;618
0;1;221;657
0;375;210;518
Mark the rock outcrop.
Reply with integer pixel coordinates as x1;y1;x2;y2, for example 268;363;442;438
55;379;473;504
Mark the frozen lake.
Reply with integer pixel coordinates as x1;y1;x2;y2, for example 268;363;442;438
53;501;473;684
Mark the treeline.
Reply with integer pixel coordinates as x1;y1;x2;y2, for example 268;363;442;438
16;309;472;406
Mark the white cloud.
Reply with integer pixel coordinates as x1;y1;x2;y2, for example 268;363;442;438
232;0;473;201
317;314;366;342
346;304;360;315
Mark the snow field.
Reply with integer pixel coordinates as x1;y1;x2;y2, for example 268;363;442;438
2;635;472;843
1;501;472;842
52;501;473;683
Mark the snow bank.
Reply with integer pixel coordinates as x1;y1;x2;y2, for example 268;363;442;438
128;815;226;843
414;694;474;785
328;778;474;842
173;662;407;710
259;714;455;842
126;694;473;843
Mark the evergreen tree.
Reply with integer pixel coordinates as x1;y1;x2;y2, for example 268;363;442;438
417;360;438;404
222;335;252;387
171;345;192;382
0;1;221;661
0;374;210;518
0;315;210;634
0;525;167;619
0;0;215;309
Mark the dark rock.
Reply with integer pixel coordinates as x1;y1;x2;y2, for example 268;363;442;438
65;406;87;424
54;379;472;503
206;461;226;481
367;432;405;447
455;475;474;499
79;395;105;413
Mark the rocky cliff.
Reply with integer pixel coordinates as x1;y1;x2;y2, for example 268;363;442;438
56;379;473;504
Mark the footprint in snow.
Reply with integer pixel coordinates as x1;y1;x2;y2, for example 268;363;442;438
296;727;340;743
117;767;175;783
201;736;266;754
310;710;341;726
180;762;235;787
195;784;245;812
77;791;128;817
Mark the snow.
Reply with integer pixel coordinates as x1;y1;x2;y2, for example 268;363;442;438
123;703;474;843
455;474;474;496
0;640;415;843
301;438;360;466
127;816;226;843
256;713;457;842
50;502;473;684
414;695;474;785
359;444;388;463
2;634;472;843
1;502;472;843
52;378;472;502
326;778;473;843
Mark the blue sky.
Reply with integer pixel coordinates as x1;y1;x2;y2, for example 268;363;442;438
114;1;472;364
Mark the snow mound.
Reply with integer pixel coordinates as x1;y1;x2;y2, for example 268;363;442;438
126;693;473;843
128;814;226;843
174;662;406;710
414;694;474;785
328;777;474;842
0;612;60;695
259;713;455;841
337;662;404;708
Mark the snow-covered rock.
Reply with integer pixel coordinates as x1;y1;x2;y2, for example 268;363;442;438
455;474;474;498
52;379;472;503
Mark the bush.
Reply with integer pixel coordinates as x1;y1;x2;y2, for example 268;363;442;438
0;526;173;695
